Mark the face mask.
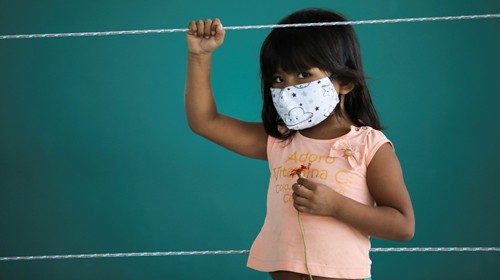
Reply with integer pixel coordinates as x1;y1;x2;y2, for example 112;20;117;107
270;77;340;130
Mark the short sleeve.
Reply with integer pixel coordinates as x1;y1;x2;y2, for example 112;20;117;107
364;129;395;166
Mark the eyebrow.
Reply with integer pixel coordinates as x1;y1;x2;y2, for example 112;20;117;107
273;68;315;76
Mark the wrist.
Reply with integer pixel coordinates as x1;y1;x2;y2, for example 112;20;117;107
330;191;344;217
188;51;213;60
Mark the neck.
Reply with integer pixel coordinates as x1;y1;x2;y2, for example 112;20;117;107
299;111;355;140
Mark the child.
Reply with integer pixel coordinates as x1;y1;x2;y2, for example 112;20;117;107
185;8;415;280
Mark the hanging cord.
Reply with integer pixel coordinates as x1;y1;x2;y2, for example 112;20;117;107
0;14;498;40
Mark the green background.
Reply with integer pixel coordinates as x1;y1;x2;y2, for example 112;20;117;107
1;0;499;279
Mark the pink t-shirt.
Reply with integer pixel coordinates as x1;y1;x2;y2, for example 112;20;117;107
247;125;394;279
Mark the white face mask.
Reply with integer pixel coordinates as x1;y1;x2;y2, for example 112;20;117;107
271;77;340;130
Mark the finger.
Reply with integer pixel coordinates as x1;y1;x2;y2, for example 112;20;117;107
210;18;217;36
292;192;309;205
187;21;197;35
196;20;204;37
212;18;225;38
292;183;303;194
294;203;309;214
292;183;313;199
204;19;212;39
297;178;317;191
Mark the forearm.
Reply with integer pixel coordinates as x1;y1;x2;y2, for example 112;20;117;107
332;194;414;241
184;53;218;133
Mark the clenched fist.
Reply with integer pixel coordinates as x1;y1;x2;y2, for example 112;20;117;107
186;18;225;56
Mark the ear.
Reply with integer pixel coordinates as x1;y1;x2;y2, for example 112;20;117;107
338;82;355;95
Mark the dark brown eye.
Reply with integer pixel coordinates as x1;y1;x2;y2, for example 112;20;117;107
298;72;311;79
273;76;283;83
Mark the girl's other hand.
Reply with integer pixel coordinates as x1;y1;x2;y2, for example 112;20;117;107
186;18;225;56
292;178;341;217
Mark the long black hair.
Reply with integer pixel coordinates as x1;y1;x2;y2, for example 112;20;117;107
260;8;382;140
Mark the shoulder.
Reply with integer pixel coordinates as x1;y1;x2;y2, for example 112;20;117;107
351;126;395;166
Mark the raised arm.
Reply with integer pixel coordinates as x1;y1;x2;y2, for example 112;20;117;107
184;18;268;160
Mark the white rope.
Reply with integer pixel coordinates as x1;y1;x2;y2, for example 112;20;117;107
0;14;498;40
1;247;498;261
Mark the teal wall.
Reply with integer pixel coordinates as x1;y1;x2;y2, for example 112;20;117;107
1;1;499;279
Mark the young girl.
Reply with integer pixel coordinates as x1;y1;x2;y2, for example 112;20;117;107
185;8;415;280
